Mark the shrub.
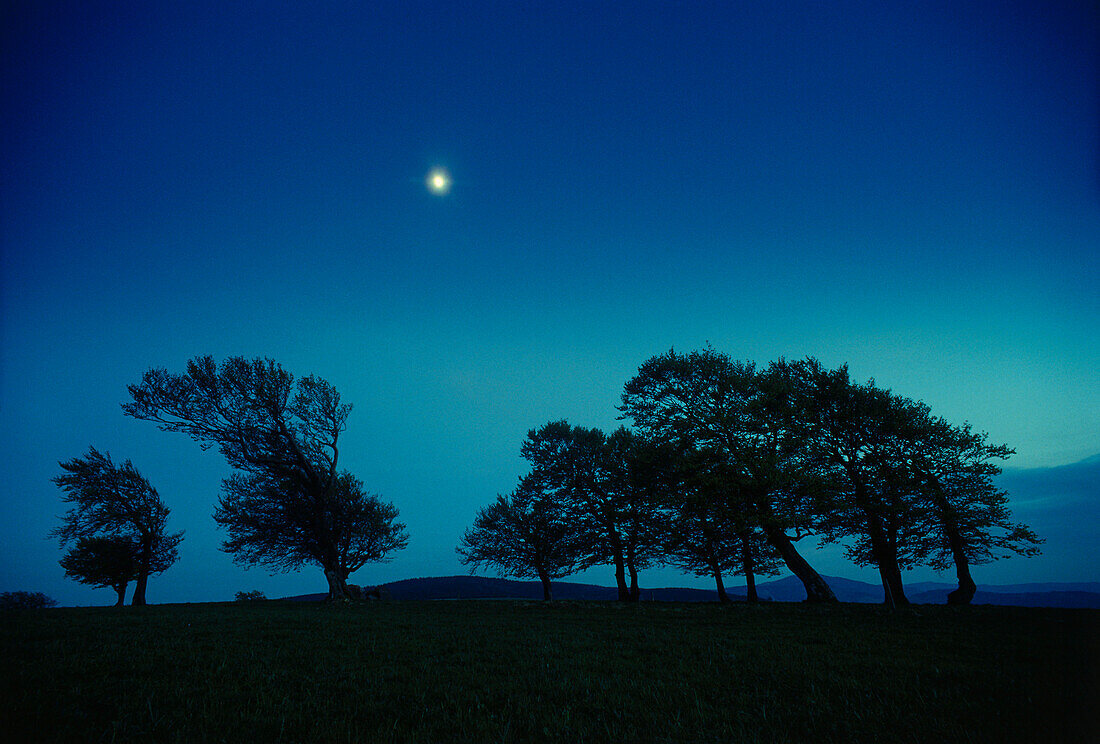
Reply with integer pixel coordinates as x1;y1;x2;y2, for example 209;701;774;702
234;590;266;602
0;591;59;609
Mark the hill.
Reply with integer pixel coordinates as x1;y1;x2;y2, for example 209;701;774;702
283;575;1100;607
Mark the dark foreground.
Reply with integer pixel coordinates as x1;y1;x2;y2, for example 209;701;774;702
1;600;1096;743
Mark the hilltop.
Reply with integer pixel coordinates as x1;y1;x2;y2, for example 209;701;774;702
283;575;1100;608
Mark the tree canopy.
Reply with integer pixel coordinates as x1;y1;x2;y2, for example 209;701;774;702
457;474;588;600
215;470;408;582
59;535;177;607
520;422;670;601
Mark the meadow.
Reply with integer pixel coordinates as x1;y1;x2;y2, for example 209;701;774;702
1;600;1095;743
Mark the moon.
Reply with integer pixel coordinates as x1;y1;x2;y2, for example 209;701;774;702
426;167;451;195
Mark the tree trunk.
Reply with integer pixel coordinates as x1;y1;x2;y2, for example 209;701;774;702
740;531;759;603
761;523;837;602
866;514;909;607
710;559;731;603
609;535;630;601
131;538;152;606
613;557;629;601
884;559;909;607
537;567;553;601
131;572;148;605
113;582;127;607
946;536;977;605
324;566;350;600
626;553;641;602
926;478;977;605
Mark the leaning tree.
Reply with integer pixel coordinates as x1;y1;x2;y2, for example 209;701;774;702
892;401;1042;604
52;447;182;605
123;355;407;600
791;359;922;607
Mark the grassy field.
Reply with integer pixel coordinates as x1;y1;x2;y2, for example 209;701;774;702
1;600;1096;743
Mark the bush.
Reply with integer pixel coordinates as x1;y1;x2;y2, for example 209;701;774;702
234;590;266;602
349;585;390;601
0;591;59;609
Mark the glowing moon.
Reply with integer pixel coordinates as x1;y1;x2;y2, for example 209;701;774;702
426;167;451;195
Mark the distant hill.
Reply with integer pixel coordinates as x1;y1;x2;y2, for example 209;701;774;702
282;575;1100;608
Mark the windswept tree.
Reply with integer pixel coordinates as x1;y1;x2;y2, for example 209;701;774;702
602;428;674;600
621;349;838;602
59;535;177;606
457;474;588;600
792;360;922;607
52;448;182;605
521;422;668;601
123;355;407;600
216;471;408;598
893;403;1042;604
663;450;782;602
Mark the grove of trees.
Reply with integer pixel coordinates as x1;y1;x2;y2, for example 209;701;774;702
46;349;1039;609
460;348;1041;605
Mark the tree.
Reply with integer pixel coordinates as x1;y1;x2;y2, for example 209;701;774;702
662;449;782;602
215;470;408;597
602;428;674;600
791;360;921;607
52;448;182;605
457;474;588;600
893;403;1042;605
59;535;175;606
520;422;669;601
123;356;407;600
621;349;838;602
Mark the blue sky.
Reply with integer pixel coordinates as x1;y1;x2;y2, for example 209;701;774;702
2;1;1097;605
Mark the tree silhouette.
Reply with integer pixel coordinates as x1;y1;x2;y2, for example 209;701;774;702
0;592;58;609
792;360;921;607
216;470;407;597
621;350;838;602
662;449;782;602
521;422;668;601
124;356;406;600
457;474;587;600
59;535;177;606
601;428;673;600
892;402;1042;604
52;448;182;605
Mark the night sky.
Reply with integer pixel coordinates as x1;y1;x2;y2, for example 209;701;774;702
3;1;1097;606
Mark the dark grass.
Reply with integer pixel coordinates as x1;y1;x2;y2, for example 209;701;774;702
1;600;1096;743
